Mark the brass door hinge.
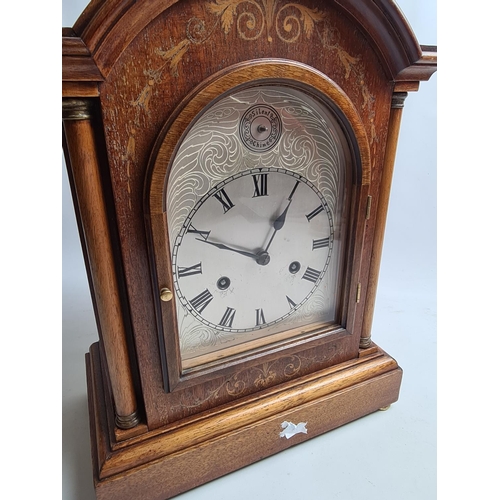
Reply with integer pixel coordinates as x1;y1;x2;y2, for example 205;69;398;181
356;283;361;303
365;195;372;220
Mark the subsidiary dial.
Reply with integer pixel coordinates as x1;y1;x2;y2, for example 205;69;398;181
239;105;282;152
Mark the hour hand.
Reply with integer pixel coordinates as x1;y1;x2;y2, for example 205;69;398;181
264;180;299;252
273;203;290;231
195;238;258;260
273;180;299;229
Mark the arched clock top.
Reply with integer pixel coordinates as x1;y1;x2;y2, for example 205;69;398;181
64;0;436;84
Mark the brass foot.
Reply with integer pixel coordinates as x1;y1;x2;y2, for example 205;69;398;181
379;405;391;411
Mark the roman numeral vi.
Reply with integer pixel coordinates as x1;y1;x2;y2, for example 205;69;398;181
255;308;266;326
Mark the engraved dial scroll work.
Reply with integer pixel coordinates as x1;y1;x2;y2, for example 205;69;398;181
165;86;351;368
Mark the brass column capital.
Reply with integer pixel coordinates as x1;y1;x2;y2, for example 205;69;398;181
62;98;94;121
391;92;408;109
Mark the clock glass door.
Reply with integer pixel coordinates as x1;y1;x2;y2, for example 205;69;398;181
165;84;353;369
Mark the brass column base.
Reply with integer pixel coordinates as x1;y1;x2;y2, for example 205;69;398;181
115;411;141;430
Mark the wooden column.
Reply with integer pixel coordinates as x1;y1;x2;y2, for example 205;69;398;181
63;98;139;429
360;92;408;348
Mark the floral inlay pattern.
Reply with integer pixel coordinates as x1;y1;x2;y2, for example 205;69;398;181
118;1;379;211
130;0;377;148
208;0;325;42
170;353;304;411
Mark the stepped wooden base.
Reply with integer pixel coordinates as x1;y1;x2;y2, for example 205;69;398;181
86;342;402;500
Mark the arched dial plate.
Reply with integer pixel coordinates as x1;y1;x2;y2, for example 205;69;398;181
166;85;350;368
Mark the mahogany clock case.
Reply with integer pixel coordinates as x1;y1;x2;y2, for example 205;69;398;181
62;0;432;498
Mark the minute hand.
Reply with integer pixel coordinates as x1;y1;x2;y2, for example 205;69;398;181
196;238;258;260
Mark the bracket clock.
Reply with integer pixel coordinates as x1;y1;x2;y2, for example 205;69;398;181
62;1;436;498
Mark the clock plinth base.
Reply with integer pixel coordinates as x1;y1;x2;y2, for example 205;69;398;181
86;342;402;500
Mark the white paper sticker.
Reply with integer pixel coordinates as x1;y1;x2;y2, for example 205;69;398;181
280;421;308;439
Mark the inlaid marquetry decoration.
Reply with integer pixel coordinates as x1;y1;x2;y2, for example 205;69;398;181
117;0;379;223
171;353;303;410
131;0;376;144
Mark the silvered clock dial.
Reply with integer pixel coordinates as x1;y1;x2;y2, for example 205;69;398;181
166;85;351;368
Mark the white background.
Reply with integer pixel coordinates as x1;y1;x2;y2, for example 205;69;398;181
60;1;437;499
